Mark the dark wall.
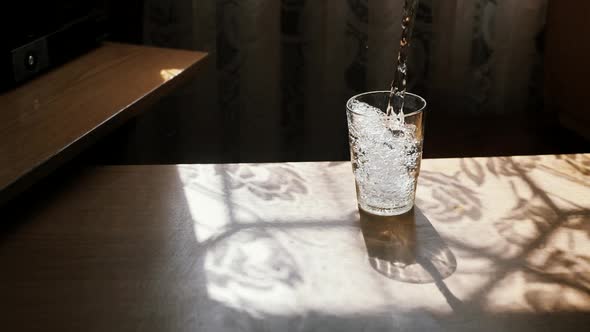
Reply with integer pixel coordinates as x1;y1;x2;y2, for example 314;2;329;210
89;0;587;165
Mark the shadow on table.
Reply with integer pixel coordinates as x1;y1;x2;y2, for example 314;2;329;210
359;207;457;284
359;207;465;311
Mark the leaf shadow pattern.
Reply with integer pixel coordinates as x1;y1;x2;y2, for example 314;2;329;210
557;154;590;176
539;154;590;186
417;170;482;222
485;156;541;177
494;196;558;246
492;157;589;251
205;228;304;292
463;157;590;311
179;157;590;322
179;163;363;319
523;252;590;313
520;214;590;312
525;249;590;293
214;164;308;201
460;158;486;186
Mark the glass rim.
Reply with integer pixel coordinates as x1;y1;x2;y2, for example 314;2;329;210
346;91;427;117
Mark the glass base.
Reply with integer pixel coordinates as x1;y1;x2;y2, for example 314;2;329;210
359;202;414;216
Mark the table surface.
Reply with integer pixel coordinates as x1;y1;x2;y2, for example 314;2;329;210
0;42;207;204
1;154;589;331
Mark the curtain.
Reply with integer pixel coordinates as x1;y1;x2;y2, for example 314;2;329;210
429;0;548;114
135;0;548;162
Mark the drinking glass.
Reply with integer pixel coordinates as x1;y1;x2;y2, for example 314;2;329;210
346;91;426;216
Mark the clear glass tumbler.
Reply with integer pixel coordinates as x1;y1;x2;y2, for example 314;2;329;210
346;91;426;216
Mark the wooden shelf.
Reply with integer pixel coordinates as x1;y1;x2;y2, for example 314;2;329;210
0;42;207;204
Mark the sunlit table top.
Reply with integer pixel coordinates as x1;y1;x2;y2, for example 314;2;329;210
1;154;589;331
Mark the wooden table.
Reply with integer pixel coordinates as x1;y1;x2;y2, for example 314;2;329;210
0;43;208;204
1;155;589;331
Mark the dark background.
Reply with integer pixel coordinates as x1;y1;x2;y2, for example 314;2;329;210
71;1;590;163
